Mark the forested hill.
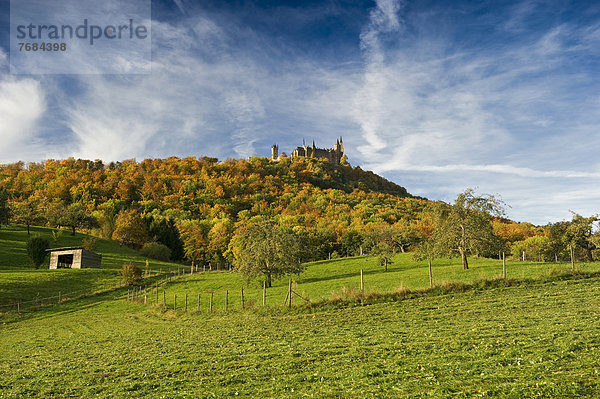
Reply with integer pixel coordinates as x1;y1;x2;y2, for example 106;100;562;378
0;156;428;265
0;156;416;206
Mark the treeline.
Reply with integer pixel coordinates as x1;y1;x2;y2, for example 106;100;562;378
1;157;596;277
0;156;427;266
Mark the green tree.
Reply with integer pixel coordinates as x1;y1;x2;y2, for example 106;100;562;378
563;213;598;262
431;189;505;270
10;197;44;235
62;203;98;236
510;236;551;262
26;236;50;269
230;222;304;287
0;187;9;227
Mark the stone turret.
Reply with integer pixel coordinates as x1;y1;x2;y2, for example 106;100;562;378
271;144;278;160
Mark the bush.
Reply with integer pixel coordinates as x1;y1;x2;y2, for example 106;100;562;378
82;237;98;251
27;236;50;269
140;242;171;261
121;263;143;286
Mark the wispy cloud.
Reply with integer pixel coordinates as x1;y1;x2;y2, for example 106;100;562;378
0;75;46;162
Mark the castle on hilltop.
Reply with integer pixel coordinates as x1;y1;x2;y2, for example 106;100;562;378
271;137;344;164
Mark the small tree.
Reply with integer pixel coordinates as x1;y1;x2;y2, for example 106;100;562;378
62;203;98;236
430;189;505;270
121;263;143;286
10;197;43;235
26;236;50;269
230;222;304;287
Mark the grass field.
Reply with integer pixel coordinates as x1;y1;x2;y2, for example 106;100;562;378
2;224;600;397
0;225;182;307
1;276;600;397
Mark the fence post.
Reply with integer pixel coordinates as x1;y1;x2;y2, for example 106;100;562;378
288;279;292;309
191;261;194;275
163;290;166;306
570;244;575;271
522;251;526;262
226;290;229;311
127;289;130;301
144;287;147;304
502;252;506;279
58;291;61;303
210;292;213;312
185;294;188;312
241;286;245;310
360;269;364;296
17;301;20;313
156;281;159;304
263;281;266;306
428;260;433;288
174;295;177;311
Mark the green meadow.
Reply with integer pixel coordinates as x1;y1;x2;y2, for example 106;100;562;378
2;225;600;397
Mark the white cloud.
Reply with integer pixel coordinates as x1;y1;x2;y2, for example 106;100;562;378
0;77;46;162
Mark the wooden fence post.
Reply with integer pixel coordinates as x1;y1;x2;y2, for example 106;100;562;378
185;294;188;312
197;294;200;311
226;290;229;311
58;291;61;303
174;295;177;311
156;281;159;304
502;252;506;279
288;279;292;309
428;260;433;288
263;281;266;306
241;286;245;310
17;301;20;313
144;287;147;304
127;289;130;301
163;290;166;306
210;292;213;312
570;244;575;271
522;251;526;262
360;269;364;296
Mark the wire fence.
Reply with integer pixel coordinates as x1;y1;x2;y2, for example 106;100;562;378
0;268;191;314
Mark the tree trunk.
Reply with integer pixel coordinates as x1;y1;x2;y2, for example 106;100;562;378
27;224;30;236
384;258;388;272
267;272;272;288
71;226;76;236
459;247;468;270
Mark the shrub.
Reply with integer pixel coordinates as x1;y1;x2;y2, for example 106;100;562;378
140;242;171;261
121;263;143;286
82;237;98;251
26;236;50;269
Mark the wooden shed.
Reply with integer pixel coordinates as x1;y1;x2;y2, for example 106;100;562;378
47;247;102;269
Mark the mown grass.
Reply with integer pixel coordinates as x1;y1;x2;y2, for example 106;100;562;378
152;252;600;313
1;276;600;397
0;225;182;307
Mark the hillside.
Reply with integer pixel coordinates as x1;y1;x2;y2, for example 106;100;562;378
0;156;429;268
0;225;181;307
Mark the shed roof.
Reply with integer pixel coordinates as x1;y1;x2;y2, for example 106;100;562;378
45;246;85;252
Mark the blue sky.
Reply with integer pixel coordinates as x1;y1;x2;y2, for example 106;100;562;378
1;0;600;224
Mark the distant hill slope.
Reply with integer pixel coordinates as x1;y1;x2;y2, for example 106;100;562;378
0;156;424;222
0;156;428;266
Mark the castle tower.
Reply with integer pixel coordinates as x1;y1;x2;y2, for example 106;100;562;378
271;144;278;160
